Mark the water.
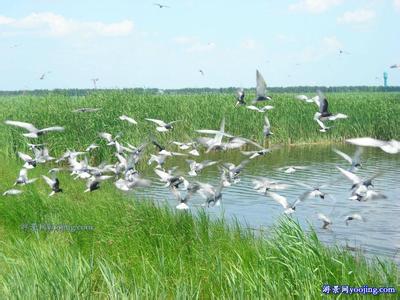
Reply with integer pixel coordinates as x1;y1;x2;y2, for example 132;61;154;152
134;144;400;261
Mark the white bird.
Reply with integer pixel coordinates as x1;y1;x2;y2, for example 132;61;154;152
349;190;387;202
333;147;363;172
265;191;300;215
119;115;137;125
186;160;218;176
263;115;273;137
114;176;151;192
154;169;189;189
346;137;400;154
295;95;318;103
84;175;112;193
85;144;99;152
277;166;307;174
14;168;37;185
317;213;332;229
42;175;62;196
314;115;332;133
235;88;246;107
18;152;36;169
5;120;64;138
145;118;180;132
345;214;364;226
252;178;291;194
169;185;200;210
99;132;119;146
246;105;274;113
3;189;23;196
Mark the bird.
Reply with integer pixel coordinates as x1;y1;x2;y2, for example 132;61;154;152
336;166;380;192
251;70;272;104
241;140;271;159
114;176;151;191
17;152;37;169
246;105;274;113
345;214;364;226
195;118;234;152
295;181;329;200
119;115;137;125
263;115;273;137
145;118;180;132
154;169;189;189
390;64;400;69
85;144;99;152
252;178;291;194
99;132;120;145
277;166;307;174
42;175;63;196
295;95;318;103
349;189;387;202
314;91;348;122
5;120;64;138
265;191;300;215
154;3;170;8
172;141;194;150
14;168;37;185
84;175;112;192
199;69;204;76
339;49;350;55
346;137;400;154
72;108;101;113
3;189;23;196
169;185;200;210
222;160;249;183
333;147;363;172
39;72;50;80
91;78;99;89
314;115;332;133
317;213;332;229
186;159;218;176
197;179;225;207
235;88;246;107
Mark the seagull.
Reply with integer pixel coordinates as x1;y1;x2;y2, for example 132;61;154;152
333;147;363;172
42;175;63;196
114;176;151;191
349;189;387;202
85;144;99;152
72;108;101;113
246;105;274;113
197;180;225;207
154;3;170;8
186;159;218;176
346;137;400;154
252;178;291;194
263;115;273;137
222;160;249;182
18;152;37;169
99;132;119;145
345;214;364;226
277;166;307;174
336;166;379;192
241;140;271;159
145;118;180;132
3;189;23;196
235;88;246;107
169;185;200;210
295;95;318;103
195;118;234;152
251;70;272;104
33;147;54;163
5;120;64;138
390;64;400;69
119;115;137;125
39;72;50;80
314;91;348;121
84;175;112;193
14;168;37;185
317;213;332;229
265;191;300;215
154;169;189;189
295;181;328;200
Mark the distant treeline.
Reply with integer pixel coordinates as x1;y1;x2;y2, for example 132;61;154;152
1;86;400;96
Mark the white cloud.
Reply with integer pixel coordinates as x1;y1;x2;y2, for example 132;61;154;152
394;0;400;10
337;9;376;24
173;36;216;53
289;0;343;13
0;12;134;37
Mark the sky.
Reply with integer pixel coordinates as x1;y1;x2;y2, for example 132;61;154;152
0;0;399;90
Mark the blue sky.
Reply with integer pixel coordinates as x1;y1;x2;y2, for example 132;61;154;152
0;0;399;90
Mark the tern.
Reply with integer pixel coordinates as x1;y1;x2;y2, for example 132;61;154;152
346;137;400;154
119;115;137;125
14;168;37;185
345;214;364;226
295;95;318;103
84;175;113;193
145;118;180;132
241;139;271;159
186;160;218;176
336;166;379;191
349;189;387;202
246;105;274;113
277;166;307;174
3;189;23;196
263;115;273;137
170;185;200;210
317;213;332;229
314;91;348;121
390;64;400;69
252;178;291;194
251;70;272;104
42;175;63;196
333;147;363;172
265;191;300;215
5;120;64;138
154;3;170;8
18;152;37;169
154;169;189;189
235;88;246;107
314;115;332;133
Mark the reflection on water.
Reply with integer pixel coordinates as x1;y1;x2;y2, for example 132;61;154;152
133;144;400;261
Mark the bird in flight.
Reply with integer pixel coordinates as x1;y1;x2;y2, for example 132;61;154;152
199;69;204;76
154;3;170;8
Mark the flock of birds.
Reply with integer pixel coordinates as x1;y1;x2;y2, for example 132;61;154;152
2;70;400;231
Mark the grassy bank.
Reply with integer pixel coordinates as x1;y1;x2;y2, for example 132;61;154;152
0;91;399;161
0;170;398;298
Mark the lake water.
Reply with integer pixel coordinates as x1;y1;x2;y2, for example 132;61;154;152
135;144;400;262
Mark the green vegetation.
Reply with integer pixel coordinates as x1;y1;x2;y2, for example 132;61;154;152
0;91;399;298
0;91;399;161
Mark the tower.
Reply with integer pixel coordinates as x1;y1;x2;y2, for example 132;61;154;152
383;72;388;87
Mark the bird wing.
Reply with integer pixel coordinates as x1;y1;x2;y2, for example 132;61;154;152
18;152;33;161
264;115;271;128
346;137;386;148
336;166;361;184
42;175;54;187
145;118;166;126
255;70;267;97
266;191;289;209
155;169;172;181
246;105;260;111
99;132;113;142
5;120;37;132
333;148;353;164
40;126;64;133
317;213;331;224
320;98;329;114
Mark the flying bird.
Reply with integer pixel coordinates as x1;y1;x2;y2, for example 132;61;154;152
263;115;273;137
145;118;180;132
246;105;274;113
252;70;272;104
390;64;400;69
265;191;300;215
42;175;63;196
346;137;400;154
333;147;363;172
235;88;246;107
5;120;64;138
345;214;364;226
317;213;332;229
154;3;170;8
119;115;137;125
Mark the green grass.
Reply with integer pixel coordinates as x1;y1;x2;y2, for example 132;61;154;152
0;91;399;161
0;91;399;298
